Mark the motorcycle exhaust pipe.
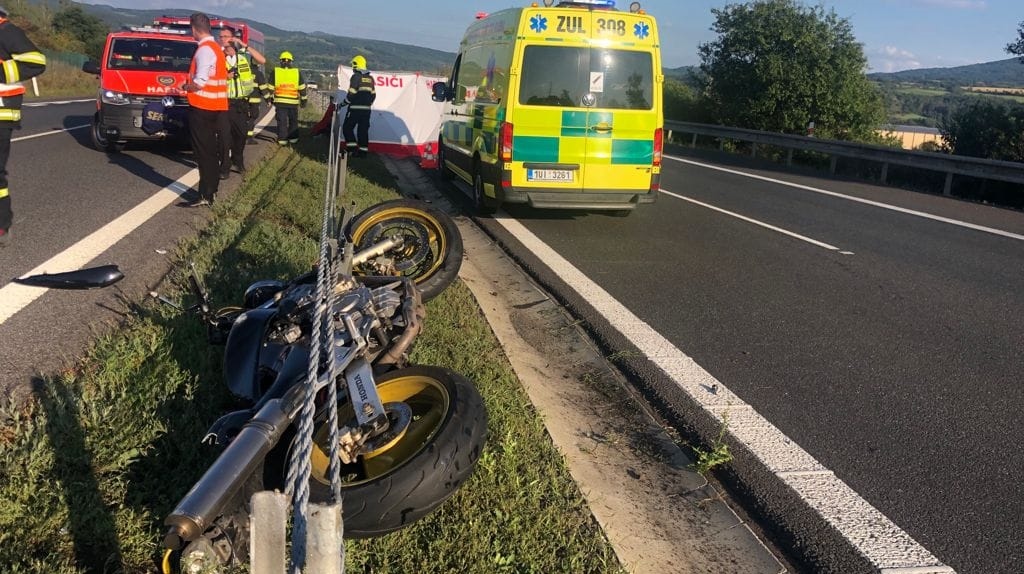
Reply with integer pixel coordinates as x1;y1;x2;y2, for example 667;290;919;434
162;389;302;550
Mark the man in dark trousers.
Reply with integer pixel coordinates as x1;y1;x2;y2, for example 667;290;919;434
181;12;228;207
220;41;254;178
342;54;375;157
264;51;306;145
0;6;46;245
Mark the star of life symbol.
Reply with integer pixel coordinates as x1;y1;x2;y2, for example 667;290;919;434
634;22;650;40
530;15;548;33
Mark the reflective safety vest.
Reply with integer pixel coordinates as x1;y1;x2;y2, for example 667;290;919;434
0;18;47;123
187;37;228;111
226;52;255;100
273;67;301;106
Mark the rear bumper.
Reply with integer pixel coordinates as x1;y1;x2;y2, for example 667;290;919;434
501;187;657;210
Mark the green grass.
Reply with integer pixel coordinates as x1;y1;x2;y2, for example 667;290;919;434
894;86;949;97
0;115;624;574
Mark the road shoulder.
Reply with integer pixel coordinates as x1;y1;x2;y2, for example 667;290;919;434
383;156;785;574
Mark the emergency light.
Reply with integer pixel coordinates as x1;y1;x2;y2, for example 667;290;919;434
124;25;190;35
555;0;617;8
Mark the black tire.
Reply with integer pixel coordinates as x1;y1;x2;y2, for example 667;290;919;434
265;365;488;538
91;113;124;153
472;165;498;216
437;139;453;180
347;199;463;302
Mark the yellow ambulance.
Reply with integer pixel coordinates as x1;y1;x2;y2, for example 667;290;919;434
431;0;663;214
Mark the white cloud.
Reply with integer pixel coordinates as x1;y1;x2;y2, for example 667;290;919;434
871;46;922;73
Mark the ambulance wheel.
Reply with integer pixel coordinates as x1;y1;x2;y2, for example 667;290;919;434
472;167;498;216
437;141;453;180
91;114;124;153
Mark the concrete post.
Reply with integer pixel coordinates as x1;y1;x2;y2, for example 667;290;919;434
751;143;758;158
786;149;793;167
944;172;954;196
880;163;889;184
305;502;344;572
829;156;838;175
250;491;288;574
691;133;697;148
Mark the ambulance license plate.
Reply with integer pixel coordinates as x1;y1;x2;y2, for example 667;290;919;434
527;169;574;182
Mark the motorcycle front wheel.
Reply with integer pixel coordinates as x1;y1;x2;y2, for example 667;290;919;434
347;199;463;302
264;365;487;538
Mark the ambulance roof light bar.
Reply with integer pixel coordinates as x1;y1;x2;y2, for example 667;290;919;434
549;1;617;8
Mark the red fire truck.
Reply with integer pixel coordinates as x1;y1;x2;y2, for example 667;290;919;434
82;26;197;152
151;16;266;62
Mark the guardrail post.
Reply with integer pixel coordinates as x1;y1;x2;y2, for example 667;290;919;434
751;143;758;158
691;133;698;148
718;138;725;151
786;148;793;167
250;491;288;574
666;129;673;143
944;172;954;196
880;162;889;184
829;156;838;175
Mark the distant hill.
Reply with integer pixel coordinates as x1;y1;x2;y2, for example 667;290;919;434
869;57;1024;87
46;1;457;74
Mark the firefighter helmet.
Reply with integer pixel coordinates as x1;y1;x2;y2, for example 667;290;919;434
351;55;367;70
279;51;293;61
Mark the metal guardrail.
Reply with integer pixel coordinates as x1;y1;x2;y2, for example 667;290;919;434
664;120;1024;196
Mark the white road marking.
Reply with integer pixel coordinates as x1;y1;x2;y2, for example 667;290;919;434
13;124;89;142
491;213;954;573
0;176;198;325
0;111;276;326
660;186;846;252
23;98;95;107
666;154;1024;242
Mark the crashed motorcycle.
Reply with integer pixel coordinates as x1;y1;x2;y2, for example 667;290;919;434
15;200;486;571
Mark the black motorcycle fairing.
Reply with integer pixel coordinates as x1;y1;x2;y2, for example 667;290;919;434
223;308;278;400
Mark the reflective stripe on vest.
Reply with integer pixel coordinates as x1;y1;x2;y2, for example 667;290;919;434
273;68;301;105
0;108;20;121
0;82;24;97
226;53;255;99
0;187;8;199
187;38;228;111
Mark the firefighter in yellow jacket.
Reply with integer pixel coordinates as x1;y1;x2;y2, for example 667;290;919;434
0;6;45;245
262;51;306;145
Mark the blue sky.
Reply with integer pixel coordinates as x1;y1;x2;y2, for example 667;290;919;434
79;0;1024;73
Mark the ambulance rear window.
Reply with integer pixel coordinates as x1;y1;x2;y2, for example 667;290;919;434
108;38;196;72
519;46;653;110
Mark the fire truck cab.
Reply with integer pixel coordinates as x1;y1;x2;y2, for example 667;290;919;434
82;26;196;152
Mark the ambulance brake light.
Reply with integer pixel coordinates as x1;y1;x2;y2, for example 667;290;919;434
500;122;514;162
653;127;663;167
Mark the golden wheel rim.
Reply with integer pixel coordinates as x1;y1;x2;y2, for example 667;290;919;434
309;373;451;486
351;207;447;283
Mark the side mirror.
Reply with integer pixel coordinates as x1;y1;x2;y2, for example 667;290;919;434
82;60;101;75
431;82;450;103
13;265;124;290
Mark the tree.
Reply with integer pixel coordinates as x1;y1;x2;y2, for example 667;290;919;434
697;0;886;142
940;99;1024;162
51;3;108;60
1006;20;1024;62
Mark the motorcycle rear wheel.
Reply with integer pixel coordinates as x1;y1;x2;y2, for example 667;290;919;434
264;365;487;538
347;199;463;302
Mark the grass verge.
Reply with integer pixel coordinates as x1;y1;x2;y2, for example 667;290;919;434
0;122;625;574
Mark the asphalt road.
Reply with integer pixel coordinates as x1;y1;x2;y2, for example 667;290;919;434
472;149;1023;574
0;99;258;405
